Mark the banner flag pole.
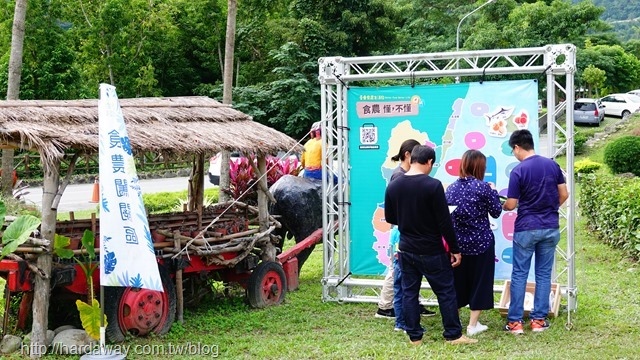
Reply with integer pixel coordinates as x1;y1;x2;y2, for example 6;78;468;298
83;84;163;359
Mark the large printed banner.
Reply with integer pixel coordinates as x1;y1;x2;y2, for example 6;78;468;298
99;84;163;291
348;80;539;280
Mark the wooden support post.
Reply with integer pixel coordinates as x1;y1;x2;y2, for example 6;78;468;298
90;212;97;235
174;238;184;324
257;154;276;262
188;153;205;220
30;161;59;358
249;159;276;204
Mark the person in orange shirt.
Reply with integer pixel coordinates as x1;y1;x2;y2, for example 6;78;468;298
301;122;323;181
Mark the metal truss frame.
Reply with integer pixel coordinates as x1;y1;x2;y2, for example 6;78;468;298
318;44;577;326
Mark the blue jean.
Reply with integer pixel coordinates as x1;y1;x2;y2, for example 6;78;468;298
507;228;560;322
303;169;338;184
398;251;462;341
392;259;405;330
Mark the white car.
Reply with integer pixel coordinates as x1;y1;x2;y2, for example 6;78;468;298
208;152;242;185
599;93;640;118
628;89;640;97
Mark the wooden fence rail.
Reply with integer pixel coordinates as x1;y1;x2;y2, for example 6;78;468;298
13;151;198;179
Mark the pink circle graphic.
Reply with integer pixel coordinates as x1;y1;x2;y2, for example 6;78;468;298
445;158;461;176
464;132;486;150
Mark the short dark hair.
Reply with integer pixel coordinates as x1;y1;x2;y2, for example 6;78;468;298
459;150;486;180
390;139;420;162
410;145;436;165
508;129;534;151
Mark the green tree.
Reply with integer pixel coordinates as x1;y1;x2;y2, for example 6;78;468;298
159;0;227;95
501;0;608;48
290;0;400;57
578;44;640;94
61;0;203;97
266;42;319;138
624;39;640;61
393;0;467;53
0;0;82;100
581;65;606;97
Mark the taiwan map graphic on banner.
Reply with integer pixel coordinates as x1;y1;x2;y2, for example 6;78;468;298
348;80;538;280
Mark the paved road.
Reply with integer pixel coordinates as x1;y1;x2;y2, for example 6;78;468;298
23;177;216;213
539;132;549;157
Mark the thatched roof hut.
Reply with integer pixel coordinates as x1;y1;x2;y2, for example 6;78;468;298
0;96;301;167
0;96;304;351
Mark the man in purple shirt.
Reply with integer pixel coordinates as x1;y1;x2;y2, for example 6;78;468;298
503;129;569;334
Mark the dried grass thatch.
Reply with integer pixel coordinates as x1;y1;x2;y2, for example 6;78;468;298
0;96;302;168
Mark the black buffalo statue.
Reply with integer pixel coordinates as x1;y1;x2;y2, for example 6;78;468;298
269;175;323;271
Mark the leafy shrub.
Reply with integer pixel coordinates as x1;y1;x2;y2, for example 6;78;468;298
556;130;589;154
143;188;219;214
266;156;300;185
574;159;602;177
574;132;589;154
226;155;300;204
580;174;640;259
1;196;40;217
603;136;640;175
143;192;183;213
229;157;255;202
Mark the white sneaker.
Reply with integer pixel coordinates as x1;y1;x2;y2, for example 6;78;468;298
466;322;488;336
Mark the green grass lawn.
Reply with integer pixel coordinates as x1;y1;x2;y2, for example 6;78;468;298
61;214;635;360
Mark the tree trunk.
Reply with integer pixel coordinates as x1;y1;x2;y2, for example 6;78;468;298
188;153;205;214
219;0;237;203
30;161;59;358
2;0;27;197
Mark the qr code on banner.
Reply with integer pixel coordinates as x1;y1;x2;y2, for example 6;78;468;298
360;125;378;144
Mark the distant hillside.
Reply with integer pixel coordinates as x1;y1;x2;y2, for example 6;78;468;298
575;0;640;42
589;0;640;21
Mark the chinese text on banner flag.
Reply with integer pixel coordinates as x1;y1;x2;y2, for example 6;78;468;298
98;84;163;291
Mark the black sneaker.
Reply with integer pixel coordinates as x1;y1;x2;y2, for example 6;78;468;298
375;308;395;319
420;306;437;317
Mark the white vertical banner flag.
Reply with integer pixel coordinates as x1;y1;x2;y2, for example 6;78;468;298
98;84;163;291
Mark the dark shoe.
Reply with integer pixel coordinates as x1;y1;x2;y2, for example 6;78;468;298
530;319;550;332
375;308;395;319
504;321;524;335
420;306;437;317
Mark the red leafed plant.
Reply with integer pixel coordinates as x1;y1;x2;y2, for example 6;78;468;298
226;155;300;204
229;157;255;202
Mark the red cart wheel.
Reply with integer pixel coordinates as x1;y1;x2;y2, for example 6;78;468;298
247;261;286;308
105;264;176;342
